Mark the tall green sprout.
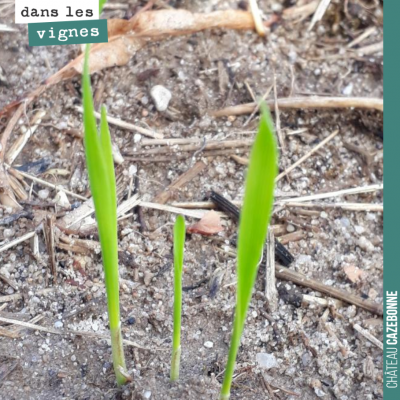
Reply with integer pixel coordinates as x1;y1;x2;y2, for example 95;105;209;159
220;107;278;400
82;42;128;385
171;215;186;381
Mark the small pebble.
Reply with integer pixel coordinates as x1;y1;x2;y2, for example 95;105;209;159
71;355;76;362
366;213;376;221
57;122;68;129
54;321;63;329
204;341;214;349
314;388;326;397
256;353;277;369
128;164;138;176
271;3;283;12
354;225;365;234
150;85;172;112
357;236;374;252
144;390;152;399
144;272;155;286
288;49;297;63
286;224;295;233
368;288;378;300
54;191;70;208
3;228;14;239
342;82;354;96
302;351;312;367
112;143;124;165
340;217;350;228
38;189;50;200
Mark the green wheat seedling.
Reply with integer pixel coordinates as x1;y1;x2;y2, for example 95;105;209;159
220;107;278;400
171;215;186;381
82;43;128;386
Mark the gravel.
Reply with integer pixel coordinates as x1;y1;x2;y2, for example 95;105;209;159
150;85;172;112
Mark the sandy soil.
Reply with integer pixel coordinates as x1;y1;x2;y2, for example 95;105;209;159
0;1;383;399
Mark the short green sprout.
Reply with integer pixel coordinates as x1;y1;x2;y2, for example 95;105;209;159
82;43;128;386
220;107;278;399
171;215;186;381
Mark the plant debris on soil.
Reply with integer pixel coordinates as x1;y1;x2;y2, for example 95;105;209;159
0;1;383;399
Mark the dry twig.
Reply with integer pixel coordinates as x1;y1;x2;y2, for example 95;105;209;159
7;165;87;201
249;0;266;36
0;288;54;303
231;154;249;165
282;201;383;212
283;0;319;20
347;27;377;48
75;106;163;139
152;161;206;204
140;201;219;219
126;140;252;156
302;294;343;309
320;308;349;357
43;215;57;282
6;110;46;165
277;184;383;204
353;323;383;350
0;326;19;339
278;231;305;245
276;130;340;181
127;149;249;162
0;231;36;254
0;316;159;351
265;229;278;311
276;266;383;315
211;96;383;117
308;0;332;31
243;85;273;127
0;273;17;290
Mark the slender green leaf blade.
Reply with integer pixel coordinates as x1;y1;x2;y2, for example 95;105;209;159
100;105;117;208
173;215;185;350
98;106;119;329
220;106;278;399
171;215;185;381
82;45;98;152
236;106;277;325
174;215;185;278
82;45;120;330
82;21;127;386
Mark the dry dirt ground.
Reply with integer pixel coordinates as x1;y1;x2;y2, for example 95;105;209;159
0;1;383;399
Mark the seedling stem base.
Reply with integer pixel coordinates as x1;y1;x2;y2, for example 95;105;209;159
111;320;128;385
170;346;181;381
